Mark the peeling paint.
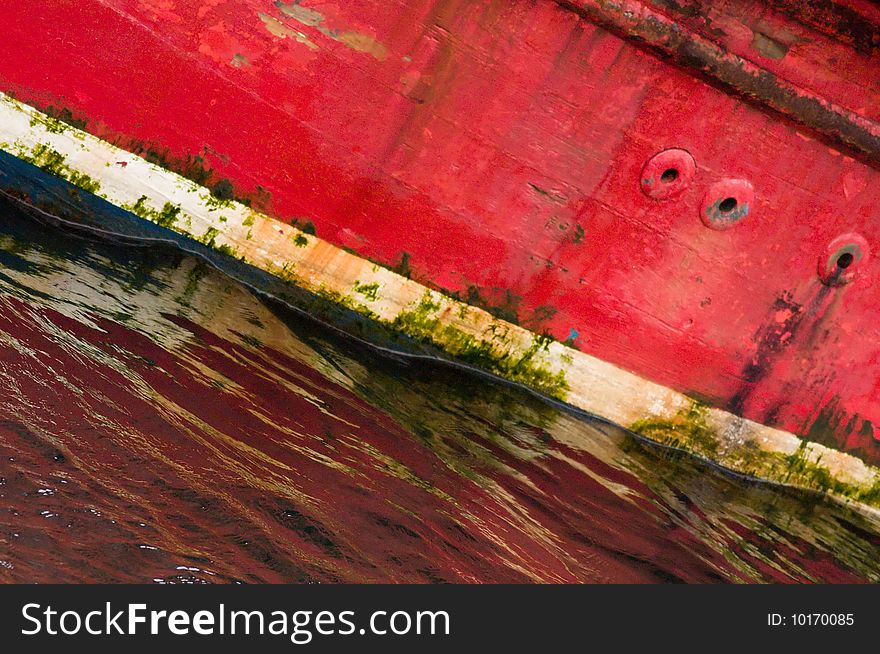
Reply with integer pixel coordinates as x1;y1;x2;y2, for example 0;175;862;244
274;1;388;60
230;53;251;68
751;31;790;60
259;12;319;51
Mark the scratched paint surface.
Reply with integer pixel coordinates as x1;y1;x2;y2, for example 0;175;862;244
0;2;879;463
0;205;879;583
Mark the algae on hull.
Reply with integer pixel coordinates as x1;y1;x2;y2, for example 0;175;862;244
17;144;101;194
390;292;569;400
631;402;719;459
123;196;183;229
630;401;880;505
353;280;380;301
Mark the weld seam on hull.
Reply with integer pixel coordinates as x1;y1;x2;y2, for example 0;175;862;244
0;92;878;509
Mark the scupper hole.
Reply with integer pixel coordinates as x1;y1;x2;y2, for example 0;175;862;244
719;197;737;213
660;168;679;184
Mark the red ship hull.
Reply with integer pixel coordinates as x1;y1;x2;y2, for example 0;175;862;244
1;0;879;487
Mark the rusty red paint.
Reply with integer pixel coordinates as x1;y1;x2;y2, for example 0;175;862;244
0;1;879;461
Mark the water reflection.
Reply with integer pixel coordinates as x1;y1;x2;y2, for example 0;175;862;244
0;203;877;583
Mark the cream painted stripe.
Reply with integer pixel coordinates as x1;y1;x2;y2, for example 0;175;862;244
1;92;878;507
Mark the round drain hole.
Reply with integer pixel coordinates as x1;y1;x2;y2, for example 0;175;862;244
718;197;737;213
700;180;754;230
818;234;869;287
660;168;679;184
640;149;695;200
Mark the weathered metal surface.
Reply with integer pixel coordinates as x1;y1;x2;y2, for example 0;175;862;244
0;1;878;474
559;0;880;165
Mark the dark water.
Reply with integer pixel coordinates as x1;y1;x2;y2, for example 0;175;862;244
0;205;878;584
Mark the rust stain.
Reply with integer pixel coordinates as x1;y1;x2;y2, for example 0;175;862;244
769;0;880;55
